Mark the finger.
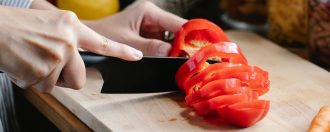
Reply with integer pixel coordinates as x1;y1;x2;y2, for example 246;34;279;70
58;50;86;90
77;23;143;61
33;64;63;93
56;75;70;88
140;24;164;40
145;3;187;33
130;35;172;56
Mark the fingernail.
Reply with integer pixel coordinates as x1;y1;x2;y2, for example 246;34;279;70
157;44;171;56
132;50;143;60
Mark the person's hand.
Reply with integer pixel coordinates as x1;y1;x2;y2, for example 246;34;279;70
0;7;142;92
84;1;187;56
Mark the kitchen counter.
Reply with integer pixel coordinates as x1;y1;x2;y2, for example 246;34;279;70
21;30;330;131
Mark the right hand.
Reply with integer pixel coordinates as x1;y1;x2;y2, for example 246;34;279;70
0;6;143;92
84;1;187;56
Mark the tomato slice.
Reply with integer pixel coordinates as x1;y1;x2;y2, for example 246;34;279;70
192;94;254;116
182;63;240;93
170;19;229;57
224;72;269;95
176;42;248;92
184;65;269;95
185;79;243;105
217;100;270;128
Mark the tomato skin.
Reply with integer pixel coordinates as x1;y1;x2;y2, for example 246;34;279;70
169;19;229;57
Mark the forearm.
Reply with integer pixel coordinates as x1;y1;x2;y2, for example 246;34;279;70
30;0;57;10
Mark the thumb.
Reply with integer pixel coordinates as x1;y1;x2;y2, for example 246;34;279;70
130;36;172;56
76;23;143;61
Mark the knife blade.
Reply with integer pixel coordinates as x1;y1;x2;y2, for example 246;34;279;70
80;52;187;93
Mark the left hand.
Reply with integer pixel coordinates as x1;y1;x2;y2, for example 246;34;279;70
84;1;187;56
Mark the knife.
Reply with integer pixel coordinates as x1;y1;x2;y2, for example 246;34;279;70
80;52;187;93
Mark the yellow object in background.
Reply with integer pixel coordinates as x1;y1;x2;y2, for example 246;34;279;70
57;0;119;20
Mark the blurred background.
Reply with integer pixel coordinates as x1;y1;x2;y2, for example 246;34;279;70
47;0;329;70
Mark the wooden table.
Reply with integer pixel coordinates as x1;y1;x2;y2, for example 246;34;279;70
21;31;330;131
20;88;92;131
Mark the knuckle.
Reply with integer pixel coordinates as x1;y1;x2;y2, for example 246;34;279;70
98;37;110;54
51;50;64;64
59;10;79;25
55;12;77;42
100;41;109;51
47;46;64;64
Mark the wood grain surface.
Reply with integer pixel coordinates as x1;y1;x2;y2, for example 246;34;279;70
50;30;330;132
20;88;92;132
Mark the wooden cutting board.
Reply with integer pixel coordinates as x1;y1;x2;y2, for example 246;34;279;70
50;30;330;132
